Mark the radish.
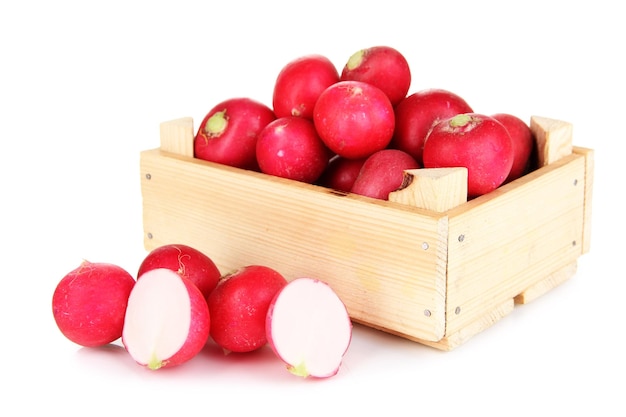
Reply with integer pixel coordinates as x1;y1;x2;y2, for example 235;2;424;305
52;261;135;347
340;45;411;106
316;155;366;192
266;277;352;378
313;80;395;159
272;54;339;119
207;265;288;353
122;268;210;370
194;97;276;170
351;149;420;200
256;116;331;183
491;113;536;182
423;113;514;198
391;88;474;165
137;243;221;299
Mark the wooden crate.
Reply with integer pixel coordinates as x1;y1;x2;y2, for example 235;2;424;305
139;116;593;351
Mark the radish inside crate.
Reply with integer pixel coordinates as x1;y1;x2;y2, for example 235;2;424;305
139;115;593;351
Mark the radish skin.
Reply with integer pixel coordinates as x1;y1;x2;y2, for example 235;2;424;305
52;261;135;347
423;113;514;197
351;149;420;200
272;54;339;119
340;45;411;106
313;80;395;159
491;113;535;182
208;265;288;353
137;243;221;300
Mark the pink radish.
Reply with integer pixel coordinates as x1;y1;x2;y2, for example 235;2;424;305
272;54;339;119
52;261;136;347
350;148;420;200
317;155;366;192
340;45;411;106
207;265;288;353
391;88;473;165
423;113;514;198
137;243;221;299
313;80;395;159
194;97;276;170
266;277;352;378
122;268;210;370
256;116;331;184
491;113;535;182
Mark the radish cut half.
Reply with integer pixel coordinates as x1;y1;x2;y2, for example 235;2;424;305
266;277;352;378
122;268;210;370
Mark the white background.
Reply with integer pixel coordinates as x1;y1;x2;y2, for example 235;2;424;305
2;1;624;415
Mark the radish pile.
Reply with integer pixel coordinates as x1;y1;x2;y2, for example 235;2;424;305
52;244;352;378
194;45;536;200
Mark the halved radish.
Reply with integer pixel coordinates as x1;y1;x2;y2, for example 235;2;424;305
122;268;210;370
266;277;352;378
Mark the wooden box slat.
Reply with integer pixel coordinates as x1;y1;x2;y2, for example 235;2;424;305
445;151;586;336
141;149;449;342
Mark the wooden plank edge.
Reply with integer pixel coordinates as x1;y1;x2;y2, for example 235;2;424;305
410;299;515;351
530;116;573;167
388;167;468;212
159;117;194;157
573;146;594;254
514;261;577;305
377;261;578;350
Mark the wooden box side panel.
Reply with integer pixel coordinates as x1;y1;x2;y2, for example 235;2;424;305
573;146;594;254
445;152;587;336
140;149;449;342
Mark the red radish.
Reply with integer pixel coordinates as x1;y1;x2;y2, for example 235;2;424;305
122;268;210;370
266;277;352;378
340;45;411;106
313;80;395;159
391;88;474;165
317;155;366;192
256;116;330;183
351;149;420;200
491;113;535;182
423;113;514;198
137;243;221;300
52;261;135;347
272;54;340;119
194;97;276;170
207;265;288;353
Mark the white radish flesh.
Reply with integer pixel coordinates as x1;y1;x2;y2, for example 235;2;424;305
266;277;352;378
122;268;210;370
